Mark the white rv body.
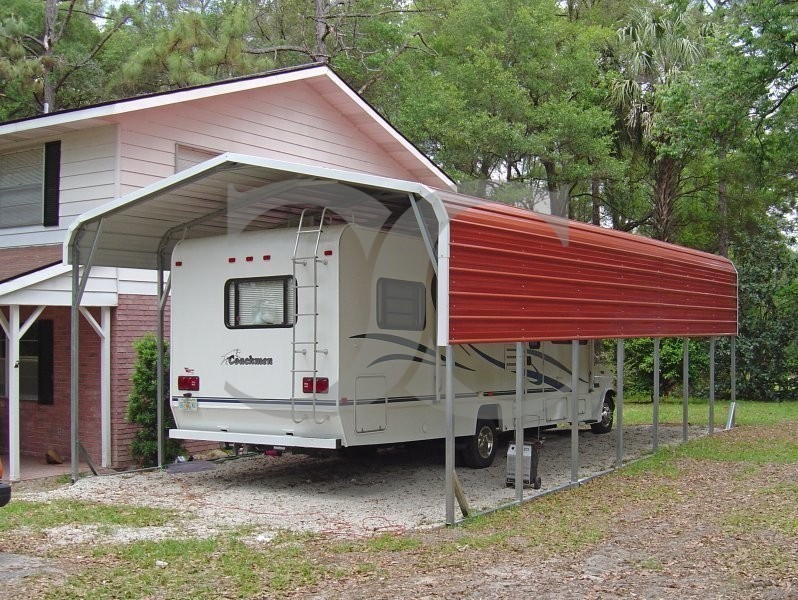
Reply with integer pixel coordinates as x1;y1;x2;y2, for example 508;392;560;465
169;222;615;465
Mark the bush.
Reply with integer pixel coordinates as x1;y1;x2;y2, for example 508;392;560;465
126;333;183;466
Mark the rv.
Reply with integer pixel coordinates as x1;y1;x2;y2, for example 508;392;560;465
169;216;615;468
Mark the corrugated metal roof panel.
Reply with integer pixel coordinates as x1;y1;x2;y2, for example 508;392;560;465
446;199;737;342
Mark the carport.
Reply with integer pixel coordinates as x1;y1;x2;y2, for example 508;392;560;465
65;154;738;524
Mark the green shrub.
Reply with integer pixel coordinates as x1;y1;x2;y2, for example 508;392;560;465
126;333;183;466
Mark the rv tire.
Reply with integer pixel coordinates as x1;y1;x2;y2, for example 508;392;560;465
461;419;498;468
590;393;615;434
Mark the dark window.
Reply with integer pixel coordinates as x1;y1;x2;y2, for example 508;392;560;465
225;276;296;328
377;278;426;331
10;320;54;404
43;141;61;227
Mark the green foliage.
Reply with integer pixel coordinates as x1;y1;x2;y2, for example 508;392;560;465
623;338;710;397
126;333;183;466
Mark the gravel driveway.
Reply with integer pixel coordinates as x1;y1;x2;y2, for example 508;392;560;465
21;424;704;545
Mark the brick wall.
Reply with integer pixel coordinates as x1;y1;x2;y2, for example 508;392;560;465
0;306;101;462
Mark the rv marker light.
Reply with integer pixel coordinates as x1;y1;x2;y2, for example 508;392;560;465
177;375;200;391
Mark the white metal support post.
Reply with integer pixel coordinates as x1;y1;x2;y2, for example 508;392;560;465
616;339;624;469
515;342;524;501
570;340;579;485
683;337;690;443
156;252;166;468
709;337;715;435
70;259;81;483
726;337;736;430
445;344;455;525
653;337;660;452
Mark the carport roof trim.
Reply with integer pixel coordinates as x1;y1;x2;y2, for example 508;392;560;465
64;152;448;268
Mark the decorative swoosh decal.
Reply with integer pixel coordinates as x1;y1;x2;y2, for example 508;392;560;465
352;334;475;371
467;344;570;392
368;353;436;368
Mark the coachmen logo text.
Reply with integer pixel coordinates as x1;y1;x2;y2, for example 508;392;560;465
221;349;273;366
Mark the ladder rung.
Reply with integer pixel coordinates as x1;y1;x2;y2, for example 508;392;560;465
293;256;319;261
294;284;318;289
293;341;317;345
295;312;318;317
291;369;318;374
297;227;323;234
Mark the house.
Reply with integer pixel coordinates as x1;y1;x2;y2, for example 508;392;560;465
0;63;453;481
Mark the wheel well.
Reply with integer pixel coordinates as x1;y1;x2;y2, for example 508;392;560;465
477;404;501;425
603;390;616;410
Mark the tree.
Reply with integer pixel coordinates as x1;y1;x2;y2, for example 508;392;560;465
392;0;618;215
0;0;136;117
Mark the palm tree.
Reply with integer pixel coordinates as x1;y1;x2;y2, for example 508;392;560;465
610;6;705;241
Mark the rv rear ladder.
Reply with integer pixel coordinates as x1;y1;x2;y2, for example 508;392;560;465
290;208;330;425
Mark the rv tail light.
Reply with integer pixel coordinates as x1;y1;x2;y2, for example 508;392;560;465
178;375;200;391
302;377;329;394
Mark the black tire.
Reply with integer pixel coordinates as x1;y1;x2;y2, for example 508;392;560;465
590;394;615;434
461;419;498;468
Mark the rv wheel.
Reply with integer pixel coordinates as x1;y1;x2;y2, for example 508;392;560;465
590;394;615;434
461;419;498;468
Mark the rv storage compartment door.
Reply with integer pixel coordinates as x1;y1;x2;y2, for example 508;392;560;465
354;375;387;433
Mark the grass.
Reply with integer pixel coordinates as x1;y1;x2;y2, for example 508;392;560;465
4;402;797;598
0;500;178;533
622;397;798;428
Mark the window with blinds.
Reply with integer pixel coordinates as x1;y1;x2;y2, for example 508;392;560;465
225;276;296;328
377;278;426;331
0;142;60;229
0;148;44;227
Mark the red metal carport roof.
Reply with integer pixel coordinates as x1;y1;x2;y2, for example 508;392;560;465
65;155;738;345
440;191;738;343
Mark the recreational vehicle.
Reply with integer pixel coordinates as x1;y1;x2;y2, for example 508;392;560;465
169;215;616;468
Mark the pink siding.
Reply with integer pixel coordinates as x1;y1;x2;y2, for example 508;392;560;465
115;80;420;195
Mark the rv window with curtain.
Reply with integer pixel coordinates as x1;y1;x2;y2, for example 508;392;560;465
225;276;296;328
377;278;426;331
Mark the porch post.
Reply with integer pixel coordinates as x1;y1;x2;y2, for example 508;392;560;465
616;339;624;468
7;305;20;482
653;337;660;452
570;340;580;485
445;344;455;525
683;338;689;443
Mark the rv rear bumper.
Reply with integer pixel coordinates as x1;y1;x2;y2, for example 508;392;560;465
169;429;341;449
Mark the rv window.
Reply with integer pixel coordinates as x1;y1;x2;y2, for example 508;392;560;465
377;278;425;331
225;276;296;328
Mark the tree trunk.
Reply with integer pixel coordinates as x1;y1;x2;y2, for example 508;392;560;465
543;159;569;218
313;0;329;63
651;156;681;242
717;145;729;257
42;0;60;112
591;176;601;226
